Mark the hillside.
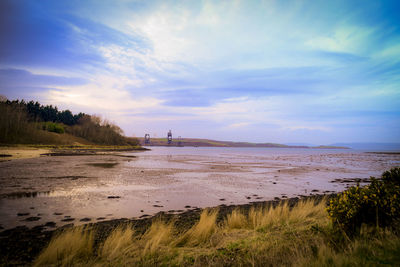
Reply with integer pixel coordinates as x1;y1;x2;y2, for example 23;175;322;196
0;99;140;147
138;137;348;149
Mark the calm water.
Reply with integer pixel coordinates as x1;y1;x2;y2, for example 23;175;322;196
0;147;399;230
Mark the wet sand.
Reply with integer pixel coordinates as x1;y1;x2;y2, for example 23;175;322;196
0;147;399;231
0;147;50;161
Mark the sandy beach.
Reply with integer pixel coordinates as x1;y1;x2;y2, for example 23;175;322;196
0;147;50;161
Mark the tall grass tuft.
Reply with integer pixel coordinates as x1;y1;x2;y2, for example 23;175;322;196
248;198;327;230
176;208;218;246
34;226;93;266
225;208;248;229
142;220;174;254
99;224;135;261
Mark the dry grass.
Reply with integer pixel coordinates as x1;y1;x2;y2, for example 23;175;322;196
34;226;93;266
176;208;219;247
99;224;135;261
225;208;248;229
142;220;174;254
34;198;400;266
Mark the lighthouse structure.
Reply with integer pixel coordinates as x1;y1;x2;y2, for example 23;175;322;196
167;130;172;144
144;133;150;144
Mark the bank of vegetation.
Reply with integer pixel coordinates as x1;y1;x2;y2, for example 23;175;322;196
33;168;400;266
0;98;139;147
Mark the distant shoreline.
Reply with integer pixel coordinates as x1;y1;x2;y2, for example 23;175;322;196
137;137;349;149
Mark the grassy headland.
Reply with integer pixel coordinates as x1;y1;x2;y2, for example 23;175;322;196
0;99;142;153
138;137;349;149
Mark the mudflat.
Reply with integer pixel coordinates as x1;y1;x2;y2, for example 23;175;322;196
1;147;399;231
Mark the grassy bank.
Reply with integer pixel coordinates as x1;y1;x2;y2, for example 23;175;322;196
33;197;400;266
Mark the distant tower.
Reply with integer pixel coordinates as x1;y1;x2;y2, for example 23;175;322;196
167;130;172;144
144;133;150;145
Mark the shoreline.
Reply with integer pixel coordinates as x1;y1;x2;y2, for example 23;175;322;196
0;145;148;162
0;194;332;265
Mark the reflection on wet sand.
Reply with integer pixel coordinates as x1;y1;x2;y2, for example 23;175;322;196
86;162;119;168
0;147;399;230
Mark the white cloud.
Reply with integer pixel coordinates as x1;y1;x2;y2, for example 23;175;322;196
45;75;162;113
306;25;376;55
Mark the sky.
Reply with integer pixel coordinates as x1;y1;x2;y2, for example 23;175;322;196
0;0;399;145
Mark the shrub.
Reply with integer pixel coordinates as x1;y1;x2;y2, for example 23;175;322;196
382;168;400;185
327;168;400;235
42;122;65;134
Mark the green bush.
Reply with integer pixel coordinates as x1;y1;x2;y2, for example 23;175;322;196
382;168;400;185
42;122;65;134
327;168;400;235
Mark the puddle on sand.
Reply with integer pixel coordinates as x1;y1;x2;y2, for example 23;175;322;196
2;191;52;199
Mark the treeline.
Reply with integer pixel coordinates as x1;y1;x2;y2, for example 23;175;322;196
0;98;139;146
4;99;85;126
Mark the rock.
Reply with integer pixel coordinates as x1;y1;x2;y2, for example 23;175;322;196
44;222;56;228
61;218;75;222
107;196;121;199
97;217;106;220
80;218;91;222
53;212;63;215
153;205;163;208
24;217;40;221
184;205;191;208
17;213;30;216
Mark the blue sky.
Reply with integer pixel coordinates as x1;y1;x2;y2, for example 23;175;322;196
1;0;399;144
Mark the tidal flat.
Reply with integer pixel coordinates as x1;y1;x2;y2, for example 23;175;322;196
1;147;399;231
